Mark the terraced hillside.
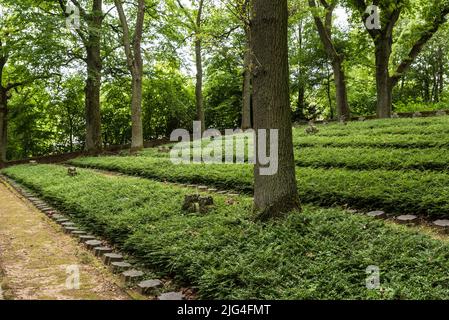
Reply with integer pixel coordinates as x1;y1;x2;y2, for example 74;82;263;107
3;116;449;299
67;116;449;217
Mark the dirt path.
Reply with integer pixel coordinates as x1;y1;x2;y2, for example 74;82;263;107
0;180;130;300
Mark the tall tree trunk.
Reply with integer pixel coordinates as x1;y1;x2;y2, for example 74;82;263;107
375;37;393;118
251;0;300;221
332;59;350;120
114;0;145;152
326;65;333;120
58;0;103;152
130;66;143;151
309;0;350;121
68;112;74;153
84;40;103;153
438;45;444;99
296;20;306;121
195;0;205;133
0;91;7;163
241;30;252;129
423;76;431;102
130;0;145;152
297;83;306;119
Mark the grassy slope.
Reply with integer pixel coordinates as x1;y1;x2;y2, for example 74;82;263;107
69;155;449;216
4;164;449;299
67;116;449;217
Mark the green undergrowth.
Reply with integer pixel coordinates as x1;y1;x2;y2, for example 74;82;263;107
4;164;449;299
136;146;449;171
68;156;449;217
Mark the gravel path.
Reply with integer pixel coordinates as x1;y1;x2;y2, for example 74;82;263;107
0;180;130;300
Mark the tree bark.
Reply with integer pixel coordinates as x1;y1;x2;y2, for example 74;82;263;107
195;0;205;133
352;2;449;118
309;0;350;120
84;0;103;153
241;29;252;129
296;20;306;121
326;64;333;119
0;53;8;163
114;0;145;151
130;63;144;151
375;36;393;118
332;59;350;120
437;45;444;99
0;90;7;163
251;0;300;221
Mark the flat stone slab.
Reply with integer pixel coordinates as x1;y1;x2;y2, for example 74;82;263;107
367;211;386;219
158;292;184;300
94;246;112;257
63;227;79;234
396;215;418;224
433;219;449;229
61;222;76;227
79;235;96;243
51;214;64;220
85;240;102;250
198;186;208;191
137;279;163;295
216;191;227;195
121;270;144;284
71;230;87;236
187;185;197;188
227;193;239;197
56;218;70;224
111;261;132;273
103;253;123;265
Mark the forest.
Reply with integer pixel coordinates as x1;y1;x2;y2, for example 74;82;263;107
1;0;448;160
2;0;449;303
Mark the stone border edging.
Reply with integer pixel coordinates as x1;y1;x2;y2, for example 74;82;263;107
0;174;188;301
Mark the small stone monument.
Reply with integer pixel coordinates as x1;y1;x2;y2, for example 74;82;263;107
413;111;422;118
304;121;319;135
433;219;449;231
182;194;214;213
137;279;163;295
85;239;102;250
102;253;124;265
391;112;400;119
339;115;347;125
111;261;132;273
29;160;37;165
68;167;77;176
435;110;447;117
121;270;144;284
358;117;366;122
367;211;386;219
395;214;418;225
94;246;113;257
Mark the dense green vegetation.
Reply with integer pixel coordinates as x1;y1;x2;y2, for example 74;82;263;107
4;164;449;299
2;1;449;160
65;117;449;217
2;0;449;302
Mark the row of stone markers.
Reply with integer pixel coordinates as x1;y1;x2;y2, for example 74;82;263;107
0;174;188;300
361;210;449;232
